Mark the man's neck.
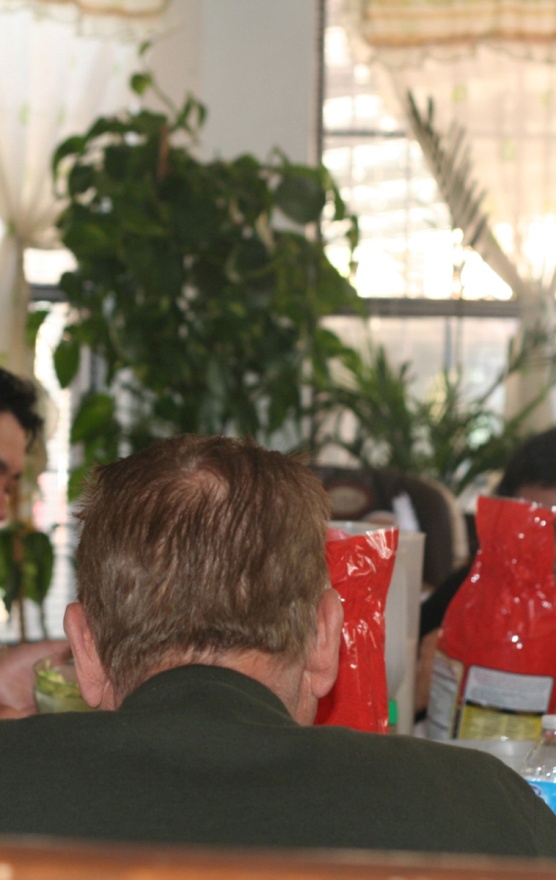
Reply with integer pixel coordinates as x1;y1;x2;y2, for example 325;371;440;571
153;649;315;725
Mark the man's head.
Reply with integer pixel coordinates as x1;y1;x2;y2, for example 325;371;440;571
0;369;43;523
65;435;342;718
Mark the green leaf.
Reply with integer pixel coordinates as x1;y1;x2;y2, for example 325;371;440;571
86;115;128;140
22;531;54;605
2;564;21;613
54;337;80;388
0;528;13;590
104;145;130;180
274;167;326;224
131;110;167;137
267;383;298;434
130;72;153;96
25;309;49;349
0;527;22;612
63;222;116;258
312;326;350;359
174;94;207;133
68;163;95;196
52;135;87;175
58;271;83;303
68;463;93;503
71;393;115;444
120;207;167;237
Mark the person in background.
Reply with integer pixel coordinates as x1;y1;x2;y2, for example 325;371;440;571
0;433;554;855
415;426;556;717
0;368;66;717
0;367;44;524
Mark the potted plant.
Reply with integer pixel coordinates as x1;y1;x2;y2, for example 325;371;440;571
313;324;556;498
47;67;359;495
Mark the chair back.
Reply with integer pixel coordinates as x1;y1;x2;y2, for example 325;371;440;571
1;837;555;880
312;464;469;588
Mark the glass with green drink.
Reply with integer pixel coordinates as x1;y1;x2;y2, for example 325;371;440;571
33;654;93;713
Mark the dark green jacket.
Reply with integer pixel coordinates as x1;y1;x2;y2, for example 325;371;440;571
0;664;555;856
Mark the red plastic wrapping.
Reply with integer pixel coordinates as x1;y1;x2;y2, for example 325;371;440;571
427;495;556;741
315;526;398;733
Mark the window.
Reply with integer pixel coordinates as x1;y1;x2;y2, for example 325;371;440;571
320;0;520;427
322;0;513;304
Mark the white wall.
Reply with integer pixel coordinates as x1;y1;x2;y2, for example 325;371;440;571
150;0;318;163
148;1;204;118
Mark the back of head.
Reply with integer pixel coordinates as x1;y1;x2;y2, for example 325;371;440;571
76;435;331;699
495;427;556;497
0;368;43;447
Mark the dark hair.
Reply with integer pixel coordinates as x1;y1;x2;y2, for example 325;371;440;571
76;435;331;698
0;368;43;447
495;427;556;497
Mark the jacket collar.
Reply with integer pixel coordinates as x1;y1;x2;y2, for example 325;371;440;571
119;663;296;725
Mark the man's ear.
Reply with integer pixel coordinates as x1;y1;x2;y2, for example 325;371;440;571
306;588;343;701
63;602;116;710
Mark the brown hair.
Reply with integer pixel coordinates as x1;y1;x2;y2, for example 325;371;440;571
75;435;331;698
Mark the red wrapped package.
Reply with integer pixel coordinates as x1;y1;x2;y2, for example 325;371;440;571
427;495;556;741
315;526;398;733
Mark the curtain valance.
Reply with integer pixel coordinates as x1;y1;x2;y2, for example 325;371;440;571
0;0;170;40
343;0;556;64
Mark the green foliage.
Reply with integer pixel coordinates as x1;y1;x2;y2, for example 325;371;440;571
25;309;49;349
0;523;54;639
52;71;359;497
53;336;80;389
314;324;556;497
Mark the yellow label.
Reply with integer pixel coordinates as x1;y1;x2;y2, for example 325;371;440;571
458;704;543;740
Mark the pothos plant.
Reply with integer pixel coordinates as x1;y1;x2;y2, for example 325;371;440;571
48;67;360;497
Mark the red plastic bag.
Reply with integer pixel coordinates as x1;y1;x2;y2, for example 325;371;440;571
315;526;398;733
427;495;556;741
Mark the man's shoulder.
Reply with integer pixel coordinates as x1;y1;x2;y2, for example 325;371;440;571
307;727;547;815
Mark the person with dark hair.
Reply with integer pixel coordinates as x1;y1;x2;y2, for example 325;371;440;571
0;367;43;523
0;367;43;445
0;434;554;856
416;426;556;716
0;367;63;716
495;426;556;502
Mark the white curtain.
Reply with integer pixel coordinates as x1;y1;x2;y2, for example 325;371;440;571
341;0;556;429
0;1;170;376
